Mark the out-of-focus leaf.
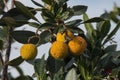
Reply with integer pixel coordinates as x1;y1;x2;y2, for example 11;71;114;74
34;55;46;80
83;14;95;44
105;44;117;53
42;0;52;5
38;23;55;30
14;1;38;22
14;76;33;80
71;5;87;16
11;30;36;44
15;66;24;76
0;29;7;41
0;39;3;50
7;56;24;66
103;21;120;44
31;0;44;7
109;12;119;23
28;22;41;28
65;19;82;27
83;17;104;23
100;20;111;39
39;30;52;44
65;68;78;80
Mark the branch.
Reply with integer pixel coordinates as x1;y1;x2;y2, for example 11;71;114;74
1;26;13;80
0;51;4;66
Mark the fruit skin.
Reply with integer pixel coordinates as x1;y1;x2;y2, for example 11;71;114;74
68;36;87;55
56;30;74;42
20;44;37;60
50;41;69;59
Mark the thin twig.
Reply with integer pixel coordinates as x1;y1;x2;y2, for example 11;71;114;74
1;26;13;80
3;0;9;10
0;51;4;66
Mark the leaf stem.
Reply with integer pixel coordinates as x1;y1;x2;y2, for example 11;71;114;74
2;26;13;80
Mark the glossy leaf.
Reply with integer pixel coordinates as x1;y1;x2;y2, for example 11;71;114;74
38;23;55;30
7;56;24;66
83;17;105;23
103;21;120;44
39;30;52;44
14;1;38;22
11;30;36;44
65;19;82;27
71;5;87;16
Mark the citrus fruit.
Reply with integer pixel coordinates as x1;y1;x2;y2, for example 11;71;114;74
50;41;69;59
56;30;74;42
68;36;87;55
20;44;37;60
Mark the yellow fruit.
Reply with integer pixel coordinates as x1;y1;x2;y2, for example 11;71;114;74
68;36;87;55
66;30;74;39
56;32;66;42
56;30;74;42
50;41;69;59
20;44;37;60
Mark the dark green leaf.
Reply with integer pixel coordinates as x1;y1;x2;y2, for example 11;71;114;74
31;0;44;7
100;20;111;39
28;22;41;28
0;39;3;50
0;29;6;41
105;44;117;52
14;1;38;22
15;66;24;76
7;56;24;66
11;30;36;44
103;21;120;44
110;12;119;23
39;30;52;44
72;5;87;16
38;23;55;30
83;17;105;23
65;19;82;27
14;76;33;80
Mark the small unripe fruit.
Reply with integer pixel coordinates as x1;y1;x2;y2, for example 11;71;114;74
20;44;37;60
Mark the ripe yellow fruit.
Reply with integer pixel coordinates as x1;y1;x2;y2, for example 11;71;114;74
56;30;74;42
20;44;37;60
68;36;87;55
50;41;69;59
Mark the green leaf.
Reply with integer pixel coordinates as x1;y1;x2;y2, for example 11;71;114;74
65;68;78;80
103;21;120;44
105;44;117;52
31;0;44;7
7;56;24;66
72;5;87;16
14;76;33;80
14;1;38;22
11;30;36;44
15;66;24;76
65;19;82;27
109;12;119;23
0;39;3;50
83;17;105;23
42;0;52;5
100;20;111;39
34;55;46;80
38;23;55;30
83;14;94;44
28;22;41;28
39;30;52;44
0;29;7;41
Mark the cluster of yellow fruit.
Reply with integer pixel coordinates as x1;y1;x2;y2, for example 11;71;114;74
50;30;87;59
